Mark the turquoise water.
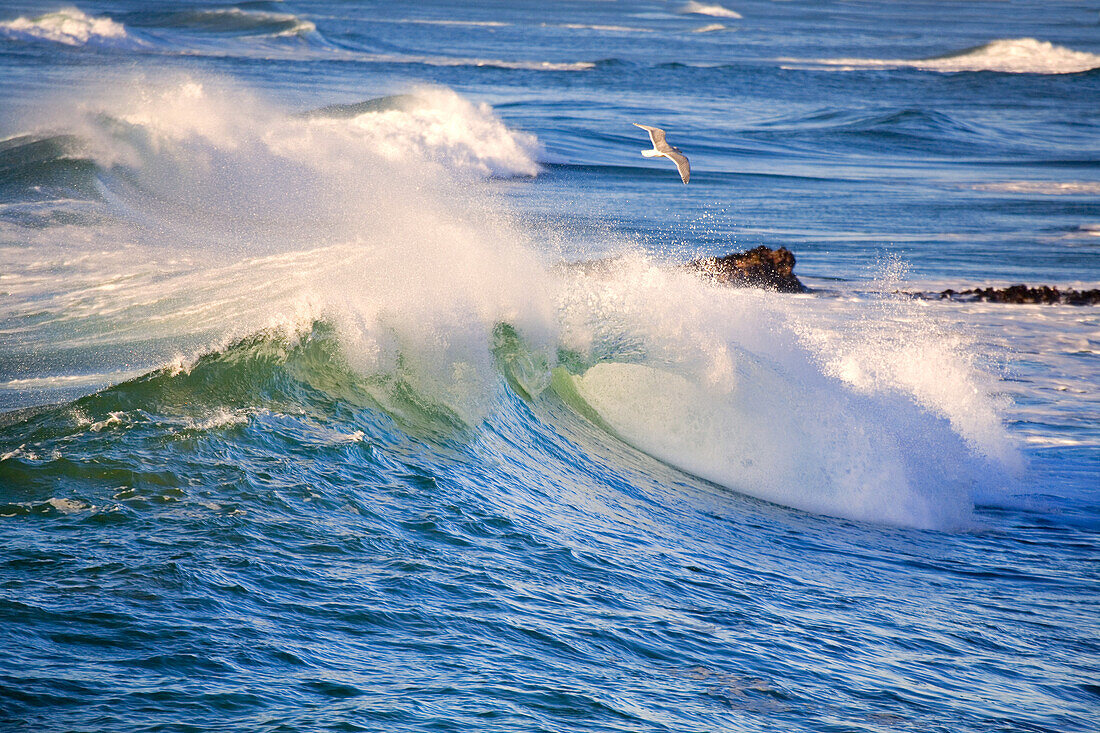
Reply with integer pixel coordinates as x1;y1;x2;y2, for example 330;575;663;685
1;2;1098;731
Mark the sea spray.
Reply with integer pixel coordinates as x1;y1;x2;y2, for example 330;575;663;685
553;255;1012;528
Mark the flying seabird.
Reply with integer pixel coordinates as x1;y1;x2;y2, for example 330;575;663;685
633;123;690;184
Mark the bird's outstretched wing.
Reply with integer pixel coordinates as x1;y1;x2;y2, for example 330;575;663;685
633;122;668;150
665;150;690;184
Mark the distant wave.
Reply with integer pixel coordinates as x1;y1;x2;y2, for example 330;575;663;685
795;38;1100;74
121;7;316;38
392;19;510;28
679;2;742;19
549;23;652;33
355;51;594;71
692;23;727;33
0;7;139;48
974;181;1100;195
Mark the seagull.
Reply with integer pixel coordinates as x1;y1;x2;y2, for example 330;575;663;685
633;123;690;184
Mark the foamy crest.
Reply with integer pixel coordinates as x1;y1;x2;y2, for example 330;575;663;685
0;7;135;48
308;88;540;178
679;2;742;19
803;38;1100;75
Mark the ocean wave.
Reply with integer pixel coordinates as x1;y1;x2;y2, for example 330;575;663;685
547;23;652;33
974;181;1100;195
1;75;1019;529
0;7;139;48
355;52;594;71
302;88;540;178
692;23;727;33
3;83;539;196
796;38;1100;74
0;134;101;201
390;19;511;28
121;7;316;38
679;2;742;19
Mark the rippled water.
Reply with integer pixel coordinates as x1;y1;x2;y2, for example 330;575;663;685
1;2;1098;732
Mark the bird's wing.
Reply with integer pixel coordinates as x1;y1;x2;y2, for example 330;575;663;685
665;150;690;184
633;122;668;149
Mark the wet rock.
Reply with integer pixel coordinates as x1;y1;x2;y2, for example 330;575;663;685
689;246;807;293
934;284;1100;305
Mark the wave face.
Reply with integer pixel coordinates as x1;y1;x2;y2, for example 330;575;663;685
804;37;1100;74
0;7;136;48
121;7;317;38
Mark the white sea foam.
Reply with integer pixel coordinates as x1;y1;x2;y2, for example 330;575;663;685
679;2;742;19
181;409;251;432
0;7;136;48
1;445;37;462
89;411;125;432
800;38;1100;74
46;497;89;514
974;181;1100;195
692;23;727;33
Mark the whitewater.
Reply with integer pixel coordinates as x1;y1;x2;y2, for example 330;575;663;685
1;2;1097;733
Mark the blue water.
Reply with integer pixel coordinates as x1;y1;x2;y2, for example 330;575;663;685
1;2;1098;731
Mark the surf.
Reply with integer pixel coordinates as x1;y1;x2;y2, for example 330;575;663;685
793;37;1100;75
1;74;1020;529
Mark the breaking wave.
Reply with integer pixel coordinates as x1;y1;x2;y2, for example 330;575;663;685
353;52;595;72
0;7;138;48
974;181;1100;195
121;7;317;38
679;2;742;20
301;89;541;178
797;38;1100;75
1;75;1020;530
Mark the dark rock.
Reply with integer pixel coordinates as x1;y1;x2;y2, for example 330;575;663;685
688;246;807;293
932;284;1100;305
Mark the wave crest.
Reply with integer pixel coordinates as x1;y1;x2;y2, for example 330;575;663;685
122;7;316;38
304;88;540;178
0;6;136;48
679;2;742;19
799;38;1100;75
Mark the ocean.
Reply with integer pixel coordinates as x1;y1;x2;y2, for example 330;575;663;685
1;1;1097;731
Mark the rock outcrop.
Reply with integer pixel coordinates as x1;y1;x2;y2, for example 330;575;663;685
682;247;1098;305
931;285;1100;305
689;246;807;293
